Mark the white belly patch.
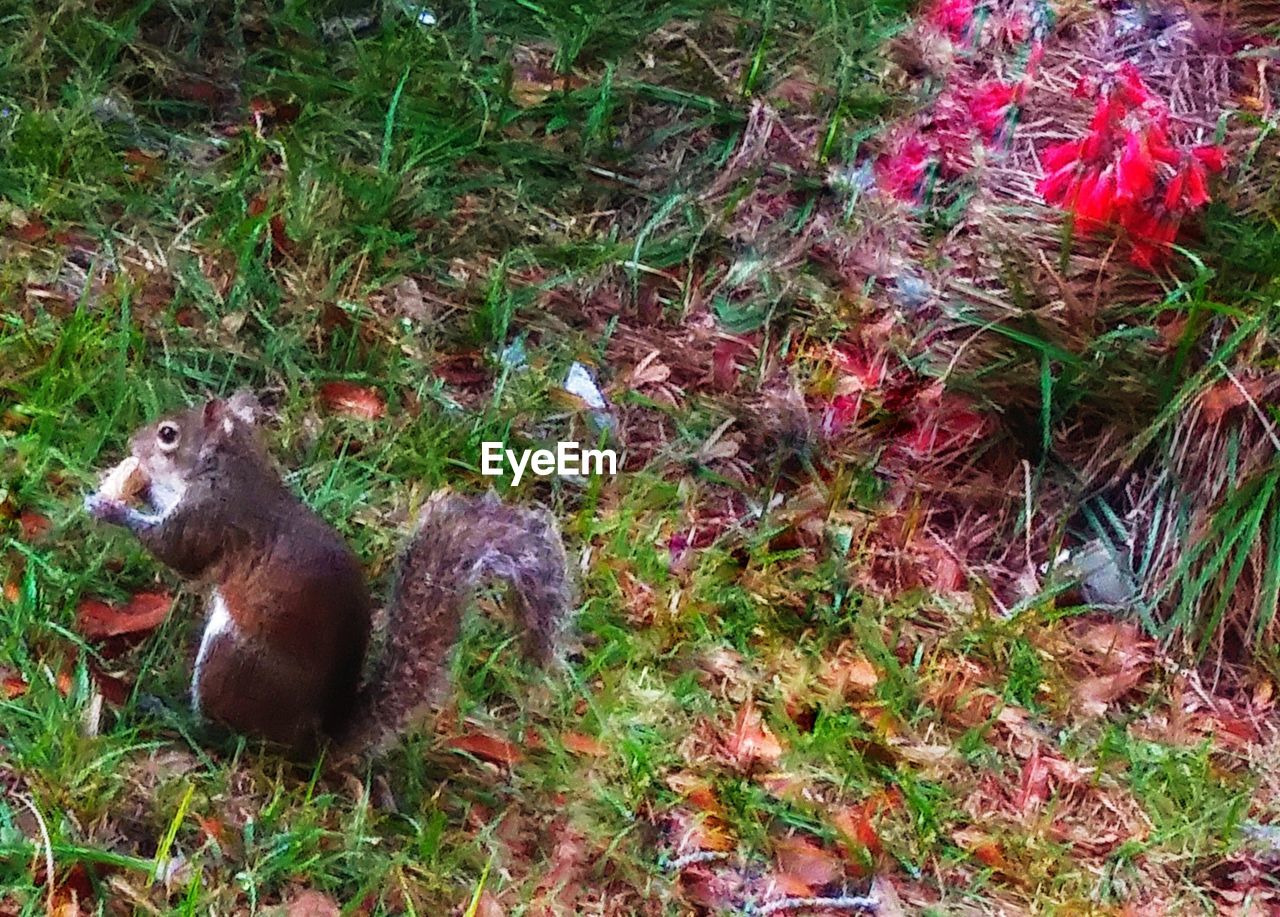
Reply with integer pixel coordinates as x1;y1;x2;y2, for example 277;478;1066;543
192;589;237;714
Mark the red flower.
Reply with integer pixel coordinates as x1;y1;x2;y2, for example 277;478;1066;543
1117;63;1154;107
930;0;975;40
1074;167;1116;231
1026;40;1045;75
1162;169;1187;211
877;136;932;201
1115;131;1157;202
970;81;1017;138
821;394;863;438
1035;60;1219;271
1088;97;1118;134
1037;163;1078;206
1072;75;1096;99
1122;209;1179;267
1191;145;1227;173
1182;159;1210;209
1041;139;1083;174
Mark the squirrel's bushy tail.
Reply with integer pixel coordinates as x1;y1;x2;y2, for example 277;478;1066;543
343;490;572;753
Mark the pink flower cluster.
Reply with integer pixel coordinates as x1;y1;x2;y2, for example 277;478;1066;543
1036;65;1227;268
876;78;1025;202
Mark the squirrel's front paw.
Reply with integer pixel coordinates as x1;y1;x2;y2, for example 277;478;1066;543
85;492;129;525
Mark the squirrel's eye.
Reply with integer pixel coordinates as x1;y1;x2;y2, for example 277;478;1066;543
157;424;180;448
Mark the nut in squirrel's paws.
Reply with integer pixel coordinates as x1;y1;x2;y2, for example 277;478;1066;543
97;456;148;502
87;457;150;525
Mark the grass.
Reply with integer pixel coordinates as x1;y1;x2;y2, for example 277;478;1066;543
0;0;1274;913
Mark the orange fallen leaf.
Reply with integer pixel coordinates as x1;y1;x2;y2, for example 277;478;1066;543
509;65;586;108
1075;665;1147;717
822;650;879;696
75;591;174;639
664;808;735;853
511;75;556;108
17;510;51;542
318;382;387;421
1014;747;1050;815
772;871;817;897
14;219;48;243
197;816;225;845
1201;376;1266;423
952;828;1009;871
561;731;607;757
666;773;726;816
471;889;504;917
723;699;783;770
773;834;842;892
285;890;341;917
833;802;882;856
1074;620;1150;664
4;577;19;604
445;731;523;766
2;671;28;698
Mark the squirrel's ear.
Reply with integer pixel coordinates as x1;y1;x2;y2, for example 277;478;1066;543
226;390;260;426
202;398;225;430
202;397;240;437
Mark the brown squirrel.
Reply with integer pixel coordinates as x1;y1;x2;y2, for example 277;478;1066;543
84;390;573;755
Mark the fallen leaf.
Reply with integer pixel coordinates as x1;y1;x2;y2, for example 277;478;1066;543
17;510;51;542
1201;377;1266;423
197;815;225;846
712;339;746;391
75;591;173;639
511;75;555;108
666;773;725;816
533;821;590;910
169;78;225;108
509;59;586;108
870;875;908;917
317;382;386;421
14;218;49;243
723;699;783;770
1074;620;1150;664
561;731;607;757
2;671;28;698
1014;747;1050;815
471;889;504;917
388;277;429;322
630;351;672;387
434;352;490;388
773;834;841;892
1075;665;1147;717
664;807;735;853
445;731;523;766
268;214;294;259
894;742;961;772
952;828;1009;871
85;659;132;706
286;890;341;917
833;801;883;856
822;651;879;696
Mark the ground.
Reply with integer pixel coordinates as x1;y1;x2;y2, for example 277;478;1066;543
1;0;1279;914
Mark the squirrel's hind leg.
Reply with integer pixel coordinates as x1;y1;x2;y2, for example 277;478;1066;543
191;622;326;753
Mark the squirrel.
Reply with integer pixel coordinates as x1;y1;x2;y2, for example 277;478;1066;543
84;390;573;756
